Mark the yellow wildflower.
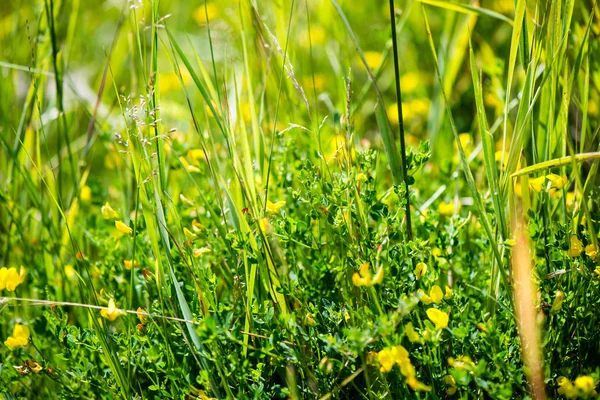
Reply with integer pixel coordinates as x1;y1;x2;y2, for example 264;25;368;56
377;348;395;373
406;376;432;392
585;244;598;260
352;263;383;287
258;218;271;233
529;176;546;193
137;307;149;325
567;235;583;257
188;149;206;165
557;376;579;399
266;200;286;214
193;247;211;258
362;51;383;71
445;375;457;395
64;265;78;280
4;324;30;349
0;266;26;291
546;173;567;190
574;375;596;395
101;299;125;321
594;266;600;277
444;286;453;300
101;202;118;219
405;322;420;343
418;289;433;305
566;191;577;209
123;260;139;270
495;151;508;169
179;194;195;207
551;290;563;313
439;201;461;216
448;355;475;369
430;285;443;304
80;185;92;202
414;262;427;280
115;220;133;235
426;308;449;330
455;133;473;153
184;227;197;241
193;3;218;25
192;219;204;233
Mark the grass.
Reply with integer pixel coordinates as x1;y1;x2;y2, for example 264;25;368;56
1;0;600;398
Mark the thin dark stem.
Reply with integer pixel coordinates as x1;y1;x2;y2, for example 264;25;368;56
388;0;413;240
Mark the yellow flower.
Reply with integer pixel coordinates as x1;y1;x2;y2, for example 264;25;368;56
567;235;583;257
566;192;577;209
371;266;384;284
101;202;118;219
445;375;457;395
179;194;195;207
64;265;78;280
574;375;596;395
439;201;461;216
184;227;197;241
377;348;395;373
551;290;563;313
193;247;211;258
405;322;420;343
352;263;383;287
426;308;449;330
137;307;149;325
362;51;383;71
528;176;546;193
455;133;473;153
418;289;433;305
444;286;453;300
414;262;427;280
101;299;125;321
258;218;271;233
557;376;579;399
406;376;432;392
115;220;133;235
80;185;92;202
4;324;30;349
193;3;218;25
0;266;26;291
585;244;598;260
123;260;139;270
495;151;509;169
188;149;206;166
546;173;567;189
448;355;475;369
266;200;286;214
594;266;600;277
430;285;443;304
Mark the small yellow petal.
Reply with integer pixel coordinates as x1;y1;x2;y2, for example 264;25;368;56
101;202;119;219
115;220;133;235
414;262;427;280
430;285;443;304
426;308;449;330
184;227;197;241
528;176;546;193
266;200;286;214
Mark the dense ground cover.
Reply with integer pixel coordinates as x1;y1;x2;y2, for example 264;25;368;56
1;0;600;398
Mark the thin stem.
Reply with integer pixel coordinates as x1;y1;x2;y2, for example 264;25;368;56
388;0;413;240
